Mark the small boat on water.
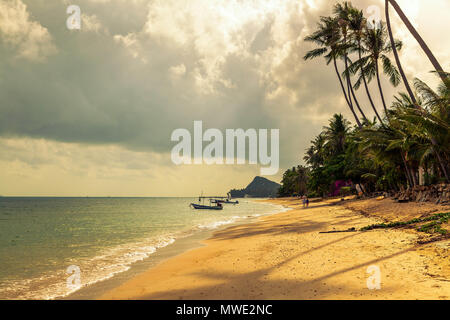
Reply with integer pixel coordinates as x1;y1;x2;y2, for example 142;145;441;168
212;199;239;205
190;192;238;211
190;203;223;210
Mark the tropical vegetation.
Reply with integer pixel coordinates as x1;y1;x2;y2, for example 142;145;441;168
279;1;449;198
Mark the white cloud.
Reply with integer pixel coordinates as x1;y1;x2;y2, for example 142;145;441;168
169;64;186;77
132;0;307;95
81;13;103;33
0;0;57;61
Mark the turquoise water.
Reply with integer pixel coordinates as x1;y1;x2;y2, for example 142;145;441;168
0;197;285;299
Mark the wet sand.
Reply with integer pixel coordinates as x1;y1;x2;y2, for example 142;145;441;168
100;198;450;300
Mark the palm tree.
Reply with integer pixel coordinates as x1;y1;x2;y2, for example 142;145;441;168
391;75;450;182
333;2;366;125
323;113;351;155
304;133;326;169
358;120;417;187
347;7;383;125
385;0;448;96
351;22;401;117
304;16;362;127
296;165;310;196
385;0;449;178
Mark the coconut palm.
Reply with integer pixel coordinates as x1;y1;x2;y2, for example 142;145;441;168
296;1;450;196
384;0;449;177
357;114;420;188
347;7;384;125
304;16;362;127
304;133;326;169
350;22;401;117
323;113;351;155
391;75;450;182
333;2;366;125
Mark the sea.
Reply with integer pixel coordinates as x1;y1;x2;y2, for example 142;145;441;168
0;197;287;300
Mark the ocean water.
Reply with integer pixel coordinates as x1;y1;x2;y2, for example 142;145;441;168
0;197;285;300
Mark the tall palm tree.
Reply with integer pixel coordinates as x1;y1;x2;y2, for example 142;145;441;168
346;56;368;122
333;2;366;124
385;0;448;94
385;0;449;180
304;16;362;127
351;22;401;117
384;0;415;103
347;7;383;125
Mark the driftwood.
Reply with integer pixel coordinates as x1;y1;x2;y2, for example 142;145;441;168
319;227;357;234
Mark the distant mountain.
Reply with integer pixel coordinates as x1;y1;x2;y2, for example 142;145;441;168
229;176;281;198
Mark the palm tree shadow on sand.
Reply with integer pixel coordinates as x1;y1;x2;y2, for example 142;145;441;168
137;233;415;299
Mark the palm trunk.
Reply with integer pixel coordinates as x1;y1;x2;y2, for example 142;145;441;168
342;34;362;128
386;0;450;182
400;152;413;188
346;54;367;121
358;42;383;124
375;60;389;116
412;168;419;186
349;74;368;122
387;0;448;85
432;142;450;182
385;0;416;103
333;56;351;106
334;57;362;127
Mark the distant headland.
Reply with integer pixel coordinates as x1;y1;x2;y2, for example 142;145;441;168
229;176;280;198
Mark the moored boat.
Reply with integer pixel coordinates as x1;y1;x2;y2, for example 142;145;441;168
190;203;223;210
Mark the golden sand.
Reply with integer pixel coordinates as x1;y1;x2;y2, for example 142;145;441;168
100;198;449;300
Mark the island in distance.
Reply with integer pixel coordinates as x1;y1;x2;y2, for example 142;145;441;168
229;176;280;198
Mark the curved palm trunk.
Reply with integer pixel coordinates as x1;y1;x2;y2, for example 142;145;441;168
385;0;416;103
334;57;362;128
375;60;389;116
334;57;351;107
345;55;367;122
358;42;383;124
348;72;368;122
386;0;448;85
341;32;363;127
386;0;450;183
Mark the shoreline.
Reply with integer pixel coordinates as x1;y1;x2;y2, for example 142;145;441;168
63;200;288;300
99;198;449;300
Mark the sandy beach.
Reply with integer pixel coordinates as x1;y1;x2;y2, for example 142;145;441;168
100;198;450;300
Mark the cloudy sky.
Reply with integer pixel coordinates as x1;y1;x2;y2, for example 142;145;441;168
0;0;449;196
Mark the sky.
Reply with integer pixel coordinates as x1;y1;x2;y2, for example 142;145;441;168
0;0;449;196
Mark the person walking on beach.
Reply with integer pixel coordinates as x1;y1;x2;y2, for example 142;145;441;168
302;195;306;208
305;196;309;208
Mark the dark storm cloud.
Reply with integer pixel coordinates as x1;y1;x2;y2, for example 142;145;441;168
1;0;446;171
